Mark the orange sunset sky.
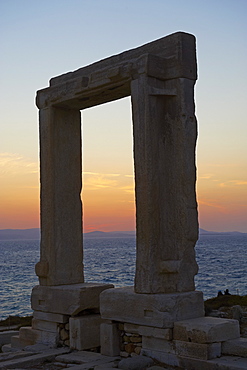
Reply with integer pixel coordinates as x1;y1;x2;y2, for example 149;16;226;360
1;1;247;233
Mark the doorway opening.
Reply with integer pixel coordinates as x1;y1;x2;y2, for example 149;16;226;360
81;96;135;234
81;97;136;286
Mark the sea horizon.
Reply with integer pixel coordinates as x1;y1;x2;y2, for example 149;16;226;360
0;227;246;241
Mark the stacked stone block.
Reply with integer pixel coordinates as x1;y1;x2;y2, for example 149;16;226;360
100;288;247;367
171;317;240;362
100;312;247;368
100;287;205;361
12;283;113;350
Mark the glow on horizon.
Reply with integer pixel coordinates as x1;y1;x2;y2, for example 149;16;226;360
1;96;246;233
0;1;246;233
0;153;39;229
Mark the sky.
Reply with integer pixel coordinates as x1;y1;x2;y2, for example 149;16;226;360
0;0;247;233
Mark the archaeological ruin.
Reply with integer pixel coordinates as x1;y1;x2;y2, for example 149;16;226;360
9;32;247;368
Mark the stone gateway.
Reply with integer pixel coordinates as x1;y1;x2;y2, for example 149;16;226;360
35;31;199;293
10;32;246;369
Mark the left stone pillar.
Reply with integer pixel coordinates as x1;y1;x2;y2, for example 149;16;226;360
16;105;113;350
35;106;84;286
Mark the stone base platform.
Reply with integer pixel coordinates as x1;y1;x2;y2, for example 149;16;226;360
32;282;114;315
100;286;205;328
99;287;247;369
12;283;113;350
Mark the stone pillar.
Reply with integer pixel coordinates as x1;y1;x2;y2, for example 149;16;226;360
131;75;198;294
35;106;84;286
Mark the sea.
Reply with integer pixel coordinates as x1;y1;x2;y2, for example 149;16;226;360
0;234;247;321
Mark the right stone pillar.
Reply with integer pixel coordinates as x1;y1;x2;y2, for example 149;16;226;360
131;75;198;294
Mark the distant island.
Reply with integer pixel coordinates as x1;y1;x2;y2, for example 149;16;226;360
0;228;246;241
84;230;136;238
0;228;40;241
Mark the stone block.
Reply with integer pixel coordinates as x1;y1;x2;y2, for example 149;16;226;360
0;349;34;361
175;340;221;360
55;351;119;367
142;336;175;353
222;337;247;357
33;311;69;323
124;342;136;354
0;331;19;345
0;348;70;369
100;323;120;356
38;33;197;110
11;335;26;349
60;328;69;341
118;356;154;369
232;305;243;321
124;323;172;340
69;314;103;350
1;344;16;353
32;283;113;315
32;319;59;333
180;355;247;370
142;350;247;370
173;317;240;343
94;363;119;369
17;327;59;348
100;287;204;328
24;344;52;353
141;348;180;368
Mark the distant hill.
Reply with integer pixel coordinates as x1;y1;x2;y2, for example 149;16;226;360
0;228;135;240
199;228;247;236
0;228;246;241
84;230;136;238
0;228;40;241
199;228;209;234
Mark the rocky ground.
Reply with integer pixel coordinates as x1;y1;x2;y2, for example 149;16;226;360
0;347;181;370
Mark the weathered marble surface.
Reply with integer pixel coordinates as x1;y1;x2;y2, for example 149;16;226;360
70;315;103;350
131;75;198;293
31;283;114;316
36;31;198;293
36;107;83;286
173;317;240;343
100;287;204;328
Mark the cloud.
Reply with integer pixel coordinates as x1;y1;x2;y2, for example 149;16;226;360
198;199;227;212
83;171;120;177
85;177;118;189
0;152;38;177
83;172;120;190
231;180;247;186
219;180;247;188
82;171;134;192
119;185;135;194
198;173;214;180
